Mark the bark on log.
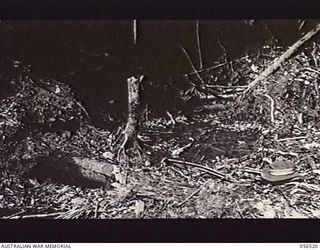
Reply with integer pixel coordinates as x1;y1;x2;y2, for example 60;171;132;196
29;155;116;188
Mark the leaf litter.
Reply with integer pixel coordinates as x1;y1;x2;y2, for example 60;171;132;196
1;43;320;218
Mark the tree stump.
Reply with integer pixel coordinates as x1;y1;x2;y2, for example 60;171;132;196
126;76;142;144
118;75;144;160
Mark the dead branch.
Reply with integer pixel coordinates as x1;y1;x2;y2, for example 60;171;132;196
236;23;320;106
184;55;249;77
10;212;64;219
179;44;205;86
184;62;228;77
162;158;227;180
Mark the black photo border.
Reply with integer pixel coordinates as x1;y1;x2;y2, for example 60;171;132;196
1;0;320;243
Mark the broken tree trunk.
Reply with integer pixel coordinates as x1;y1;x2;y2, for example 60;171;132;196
236;23;320;107
126;75;142;144
118;75;144;160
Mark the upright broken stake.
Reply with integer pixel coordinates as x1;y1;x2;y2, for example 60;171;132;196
118;75;144;160
126;75;143;143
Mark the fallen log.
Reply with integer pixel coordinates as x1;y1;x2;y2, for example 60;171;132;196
28;155;116;188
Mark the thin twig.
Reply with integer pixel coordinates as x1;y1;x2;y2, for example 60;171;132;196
3;210;26;219
257;148;299;157
286;182;320;192
117;133;128;161
298;20;306;30
166;111;176;125
75;101;92;123
56;206;89;219
164;158;227;180
196;20;203;70
179;44;205;86
277;136;308;142
305;67;320;75
14;212;64;219
206;85;248;89
143;130;175;134
175;180;210;207
242;167;261;174
184;62;228;76
94;202;99;219
170;167;190;180
184;55;249;77
217;38;228;63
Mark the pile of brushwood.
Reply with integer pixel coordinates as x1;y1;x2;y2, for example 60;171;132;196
2;42;320;219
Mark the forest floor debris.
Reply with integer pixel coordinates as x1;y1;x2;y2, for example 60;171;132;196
2;43;320;218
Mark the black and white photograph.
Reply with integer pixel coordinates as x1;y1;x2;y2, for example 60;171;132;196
1;19;320;221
